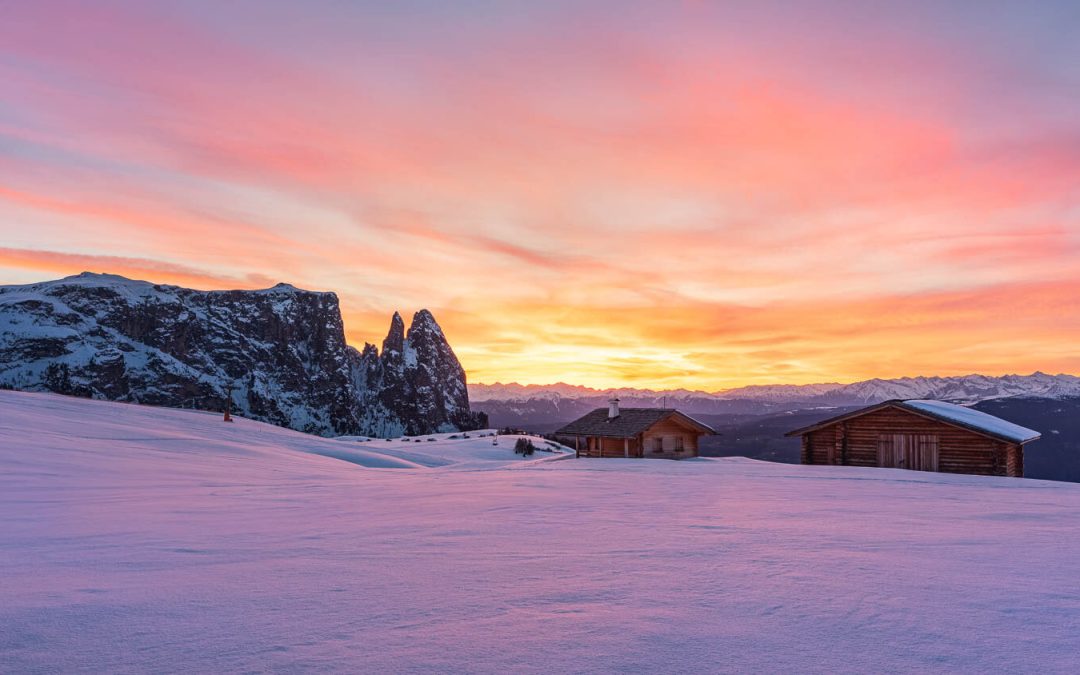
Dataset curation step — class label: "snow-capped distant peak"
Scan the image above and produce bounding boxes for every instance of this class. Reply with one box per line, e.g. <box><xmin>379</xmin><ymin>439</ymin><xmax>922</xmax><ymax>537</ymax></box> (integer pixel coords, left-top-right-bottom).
<box><xmin>469</xmin><ymin>373</ymin><xmax>1080</xmax><ymax>410</ymax></box>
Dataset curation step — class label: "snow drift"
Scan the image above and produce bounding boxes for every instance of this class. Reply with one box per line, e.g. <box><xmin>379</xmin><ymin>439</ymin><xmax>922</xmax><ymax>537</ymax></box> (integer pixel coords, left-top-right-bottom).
<box><xmin>3</xmin><ymin>391</ymin><xmax>1080</xmax><ymax>673</ymax></box>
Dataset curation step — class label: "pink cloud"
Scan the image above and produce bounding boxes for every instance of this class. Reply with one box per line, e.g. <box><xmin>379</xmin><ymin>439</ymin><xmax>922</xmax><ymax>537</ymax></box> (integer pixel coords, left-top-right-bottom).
<box><xmin>1</xmin><ymin>1</ymin><xmax>1078</xmax><ymax>387</ymax></box>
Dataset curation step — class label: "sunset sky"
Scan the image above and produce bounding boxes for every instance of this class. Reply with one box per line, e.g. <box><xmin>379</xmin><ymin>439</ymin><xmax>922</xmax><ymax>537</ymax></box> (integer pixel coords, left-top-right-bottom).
<box><xmin>2</xmin><ymin>1</ymin><xmax>1079</xmax><ymax>390</ymax></box>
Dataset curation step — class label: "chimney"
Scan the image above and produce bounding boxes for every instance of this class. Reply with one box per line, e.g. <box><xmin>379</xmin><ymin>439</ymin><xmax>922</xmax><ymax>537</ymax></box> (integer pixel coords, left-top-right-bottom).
<box><xmin>608</xmin><ymin>397</ymin><xmax>620</xmax><ymax>419</ymax></box>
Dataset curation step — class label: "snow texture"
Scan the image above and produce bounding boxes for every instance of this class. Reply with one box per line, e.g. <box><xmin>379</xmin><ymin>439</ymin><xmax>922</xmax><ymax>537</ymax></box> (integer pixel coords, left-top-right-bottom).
<box><xmin>0</xmin><ymin>272</ymin><xmax>484</xmax><ymax>437</ymax></box>
<box><xmin>3</xmin><ymin>390</ymin><xmax>1080</xmax><ymax>673</ymax></box>
<box><xmin>904</xmin><ymin>399</ymin><xmax>1042</xmax><ymax>443</ymax></box>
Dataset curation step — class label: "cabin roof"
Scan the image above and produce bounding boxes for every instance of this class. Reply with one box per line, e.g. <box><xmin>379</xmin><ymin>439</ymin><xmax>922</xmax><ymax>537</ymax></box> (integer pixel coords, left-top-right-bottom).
<box><xmin>784</xmin><ymin>399</ymin><xmax>1041</xmax><ymax>445</ymax></box>
<box><xmin>555</xmin><ymin>408</ymin><xmax>715</xmax><ymax>438</ymax></box>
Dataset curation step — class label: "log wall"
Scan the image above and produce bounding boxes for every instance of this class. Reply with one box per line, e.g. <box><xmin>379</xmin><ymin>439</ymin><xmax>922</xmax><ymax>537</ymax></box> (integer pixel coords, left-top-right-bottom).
<box><xmin>800</xmin><ymin>406</ymin><xmax>1023</xmax><ymax>477</ymax></box>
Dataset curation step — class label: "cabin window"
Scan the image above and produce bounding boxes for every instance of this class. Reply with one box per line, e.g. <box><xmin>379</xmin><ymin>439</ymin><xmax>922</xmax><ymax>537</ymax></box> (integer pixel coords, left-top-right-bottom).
<box><xmin>674</xmin><ymin>436</ymin><xmax>684</xmax><ymax>452</ymax></box>
<box><xmin>653</xmin><ymin>437</ymin><xmax>664</xmax><ymax>453</ymax></box>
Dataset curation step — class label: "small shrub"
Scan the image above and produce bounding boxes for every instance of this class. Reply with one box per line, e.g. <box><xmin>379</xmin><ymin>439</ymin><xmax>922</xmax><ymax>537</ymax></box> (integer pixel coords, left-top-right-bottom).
<box><xmin>514</xmin><ymin>438</ymin><xmax>536</xmax><ymax>456</ymax></box>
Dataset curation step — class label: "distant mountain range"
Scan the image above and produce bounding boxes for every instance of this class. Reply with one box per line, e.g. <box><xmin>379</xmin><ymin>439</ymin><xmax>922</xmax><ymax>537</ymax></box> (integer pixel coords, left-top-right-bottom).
<box><xmin>468</xmin><ymin>375</ymin><xmax>1080</xmax><ymax>481</ymax></box>
<box><xmin>0</xmin><ymin>272</ymin><xmax>486</xmax><ymax>437</ymax></box>
<box><xmin>469</xmin><ymin>373</ymin><xmax>1080</xmax><ymax>429</ymax></box>
<box><xmin>472</xmin><ymin>373</ymin><xmax>1080</xmax><ymax>405</ymax></box>
<box><xmin>470</xmin><ymin>377</ymin><xmax>1080</xmax><ymax>483</ymax></box>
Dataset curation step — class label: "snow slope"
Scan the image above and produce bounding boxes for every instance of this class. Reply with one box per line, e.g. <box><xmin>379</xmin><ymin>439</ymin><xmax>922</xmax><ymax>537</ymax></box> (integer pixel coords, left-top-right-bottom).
<box><xmin>0</xmin><ymin>391</ymin><xmax>562</xmax><ymax>473</ymax></box>
<box><xmin>4</xmin><ymin>391</ymin><xmax>1080</xmax><ymax>673</ymax></box>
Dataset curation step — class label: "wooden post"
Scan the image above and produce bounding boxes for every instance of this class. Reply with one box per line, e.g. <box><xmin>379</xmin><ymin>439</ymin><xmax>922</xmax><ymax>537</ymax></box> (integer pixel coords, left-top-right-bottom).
<box><xmin>575</xmin><ymin>435</ymin><xmax>579</xmax><ymax>458</ymax></box>
<box><xmin>624</xmin><ymin>437</ymin><xmax>629</xmax><ymax>458</ymax></box>
<box><xmin>223</xmin><ymin>384</ymin><xmax>233</xmax><ymax>423</ymax></box>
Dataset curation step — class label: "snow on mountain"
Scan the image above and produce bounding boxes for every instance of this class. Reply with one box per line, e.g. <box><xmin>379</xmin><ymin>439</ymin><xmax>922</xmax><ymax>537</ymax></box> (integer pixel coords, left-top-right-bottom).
<box><xmin>803</xmin><ymin>372</ymin><xmax>1080</xmax><ymax>405</ymax></box>
<box><xmin>470</xmin><ymin>374</ymin><xmax>1080</xmax><ymax>431</ymax></box>
<box><xmin>468</xmin><ymin>381</ymin><xmax>716</xmax><ymax>402</ymax></box>
<box><xmin>713</xmin><ymin>381</ymin><xmax>845</xmax><ymax>400</ymax></box>
<box><xmin>0</xmin><ymin>272</ymin><xmax>486</xmax><ymax>437</ymax></box>
<box><xmin>471</xmin><ymin>373</ymin><xmax>1080</xmax><ymax>409</ymax></box>
<box><xmin>5</xmin><ymin>390</ymin><xmax>1080</xmax><ymax>672</ymax></box>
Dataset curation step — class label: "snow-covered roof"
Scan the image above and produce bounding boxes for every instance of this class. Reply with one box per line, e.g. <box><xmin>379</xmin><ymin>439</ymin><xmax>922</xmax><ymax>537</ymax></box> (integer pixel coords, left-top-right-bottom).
<box><xmin>787</xmin><ymin>399</ymin><xmax>1041</xmax><ymax>444</ymax></box>
<box><xmin>901</xmin><ymin>400</ymin><xmax>1041</xmax><ymax>444</ymax></box>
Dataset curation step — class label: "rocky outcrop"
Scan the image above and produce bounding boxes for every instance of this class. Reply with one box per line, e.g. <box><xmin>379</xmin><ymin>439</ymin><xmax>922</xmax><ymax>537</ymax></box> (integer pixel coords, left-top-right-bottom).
<box><xmin>0</xmin><ymin>272</ymin><xmax>486</xmax><ymax>437</ymax></box>
<box><xmin>348</xmin><ymin>309</ymin><xmax>482</xmax><ymax>436</ymax></box>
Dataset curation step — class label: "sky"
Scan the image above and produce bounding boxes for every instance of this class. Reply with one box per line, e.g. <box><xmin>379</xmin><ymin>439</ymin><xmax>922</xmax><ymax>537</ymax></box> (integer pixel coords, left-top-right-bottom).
<box><xmin>1</xmin><ymin>0</ymin><xmax>1079</xmax><ymax>391</ymax></box>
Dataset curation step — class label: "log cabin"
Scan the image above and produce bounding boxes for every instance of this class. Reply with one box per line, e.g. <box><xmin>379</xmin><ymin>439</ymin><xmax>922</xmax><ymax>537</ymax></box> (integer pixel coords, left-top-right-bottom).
<box><xmin>556</xmin><ymin>398</ymin><xmax>715</xmax><ymax>459</ymax></box>
<box><xmin>786</xmin><ymin>399</ymin><xmax>1040</xmax><ymax>477</ymax></box>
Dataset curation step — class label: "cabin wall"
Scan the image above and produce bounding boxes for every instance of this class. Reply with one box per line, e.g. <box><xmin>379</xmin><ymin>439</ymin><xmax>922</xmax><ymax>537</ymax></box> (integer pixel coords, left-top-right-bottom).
<box><xmin>801</xmin><ymin>407</ymin><xmax>1021</xmax><ymax>477</ymax></box>
<box><xmin>579</xmin><ymin>435</ymin><xmax>642</xmax><ymax>458</ymax></box>
<box><xmin>641</xmin><ymin>418</ymin><xmax>699</xmax><ymax>458</ymax></box>
<box><xmin>1006</xmin><ymin>443</ymin><xmax>1023</xmax><ymax>477</ymax></box>
<box><xmin>806</xmin><ymin>427</ymin><xmax>837</xmax><ymax>465</ymax></box>
<box><xmin>572</xmin><ymin>417</ymin><xmax>706</xmax><ymax>459</ymax></box>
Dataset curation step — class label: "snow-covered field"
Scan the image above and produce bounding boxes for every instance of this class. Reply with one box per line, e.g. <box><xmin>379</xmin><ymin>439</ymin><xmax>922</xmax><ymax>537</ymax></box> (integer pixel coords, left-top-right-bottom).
<box><xmin>3</xmin><ymin>391</ymin><xmax>1080</xmax><ymax>673</ymax></box>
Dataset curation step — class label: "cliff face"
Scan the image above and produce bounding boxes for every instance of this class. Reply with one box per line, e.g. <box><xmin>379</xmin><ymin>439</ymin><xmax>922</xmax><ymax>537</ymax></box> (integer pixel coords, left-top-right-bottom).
<box><xmin>0</xmin><ymin>272</ymin><xmax>486</xmax><ymax>437</ymax></box>
<box><xmin>355</xmin><ymin>310</ymin><xmax>477</xmax><ymax>436</ymax></box>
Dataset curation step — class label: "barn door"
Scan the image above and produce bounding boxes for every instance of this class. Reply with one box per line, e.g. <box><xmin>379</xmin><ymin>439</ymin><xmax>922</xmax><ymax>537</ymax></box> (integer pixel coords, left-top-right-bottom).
<box><xmin>877</xmin><ymin>434</ymin><xmax>939</xmax><ymax>471</ymax></box>
<box><xmin>914</xmin><ymin>435</ymin><xmax>939</xmax><ymax>472</ymax></box>
<box><xmin>877</xmin><ymin>434</ymin><xmax>904</xmax><ymax>468</ymax></box>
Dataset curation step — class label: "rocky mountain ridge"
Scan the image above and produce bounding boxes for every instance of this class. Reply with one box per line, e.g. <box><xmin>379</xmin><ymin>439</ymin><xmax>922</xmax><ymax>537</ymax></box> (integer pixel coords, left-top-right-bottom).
<box><xmin>472</xmin><ymin>372</ymin><xmax>1080</xmax><ymax>405</ymax></box>
<box><xmin>0</xmin><ymin>272</ymin><xmax>485</xmax><ymax>437</ymax></box>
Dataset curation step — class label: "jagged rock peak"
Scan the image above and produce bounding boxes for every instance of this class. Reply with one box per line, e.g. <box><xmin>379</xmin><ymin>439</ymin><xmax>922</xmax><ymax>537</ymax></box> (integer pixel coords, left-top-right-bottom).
<box><xmin>407</xmin><ymin>309</ymin><xmax>444</xmax><ymax>337</ymax></box>
<box><xmin>382</xmin><ymin>312</ymin><xmax>406</xmax><ymax>357</ymax></box>
<box><xmin>0</xmin><ymin>274</ymin><xmax>486</xmax><ymax>438</ymax></box>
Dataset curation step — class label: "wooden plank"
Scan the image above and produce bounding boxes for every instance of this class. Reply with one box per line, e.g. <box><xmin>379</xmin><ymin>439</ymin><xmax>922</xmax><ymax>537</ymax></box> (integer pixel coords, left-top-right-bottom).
<box><xmin>804</xmin><ymin>407</ymin><xmax>1008</xmax><ymax>476</ymax></box>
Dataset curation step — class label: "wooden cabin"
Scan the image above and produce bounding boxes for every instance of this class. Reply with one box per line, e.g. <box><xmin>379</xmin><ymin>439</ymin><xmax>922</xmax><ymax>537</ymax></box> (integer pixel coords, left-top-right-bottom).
<box><xmin>786</xmin><ymin>399</ymin><xmax>1040</xmax><ymax>477</ymax></box>
<box><xmin>556</xmin><ymin>398</ymin><xmax>715</xmax><ymax>459</ymax></box>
